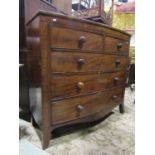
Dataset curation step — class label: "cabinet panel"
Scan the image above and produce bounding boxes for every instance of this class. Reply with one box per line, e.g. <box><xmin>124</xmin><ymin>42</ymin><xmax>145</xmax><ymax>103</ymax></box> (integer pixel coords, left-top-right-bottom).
<box><xmin>51</xmin><ymin>87</ymin><xmax>125</xmax><ymax>125</ymax></box>
<box><xmin>50</xmin><ymin>27</ymin><xmax>103</xmax><ymax>51</ymax></box>
<box><xmin>50</xmin><ymin>71</ymin><xmax>126</xmax><ymax>99</ymax></box>
<box><xmin>50</xmin><ymin>52</ymin><xmax>129</xmax><ymax>73</ymax></box>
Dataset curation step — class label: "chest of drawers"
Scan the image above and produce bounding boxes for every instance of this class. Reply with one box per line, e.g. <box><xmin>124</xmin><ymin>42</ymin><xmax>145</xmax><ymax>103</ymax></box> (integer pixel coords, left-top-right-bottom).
<box><xmin>26</xmin><ymin>11</ymin><xmax>130</xmax><ymax>149</ymax></box>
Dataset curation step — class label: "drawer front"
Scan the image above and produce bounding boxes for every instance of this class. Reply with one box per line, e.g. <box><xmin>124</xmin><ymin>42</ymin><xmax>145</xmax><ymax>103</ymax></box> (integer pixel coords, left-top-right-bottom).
<box><xmin>50</xmin><ymin>71</ymin><xmax>126</xmax><ymax>99</ymax></box>
<box><xmin>50</xmin><ymin>52</ymin><xmax>129</xmax><ymax>73</ymax></box>
<box><xmin>105</xmin><ymin>36</ymin><xmax>129</xmax><ymax>55</ymax></box>
<box><xmin>51</xmin><ymin>87</ymin><xmax>125</xmax><ymax>124</ymax></box>
<box><xmin>50</xmin><ymin>27</ymin><xmax>103</xmax><ymax>51</ymax></box>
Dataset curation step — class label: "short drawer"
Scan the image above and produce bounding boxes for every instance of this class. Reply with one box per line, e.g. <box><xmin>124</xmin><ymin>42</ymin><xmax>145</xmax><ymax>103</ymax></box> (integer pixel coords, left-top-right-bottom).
<box><xmin>50</xmin><ymin>27</ymin><xmax>103</xmax><ymax>51</ymax></box>
<box><xmin>50</xmin><ymin>52</ymin><xmax>129</xmax><ymax>73</ymax></box>
<box><xmin>50</xmin><ymin>87</ymin><xmax>125</xmax><ymax>125</ymax></box>
<box><xmin>105</xmin><ymin>36</ymin><xmax>129</xmax><ymax>55</ymax></box>
<box><xmin>50</xmin><ymin>71</ymin><xmax>126</xmax><ymax>99</ymax></box>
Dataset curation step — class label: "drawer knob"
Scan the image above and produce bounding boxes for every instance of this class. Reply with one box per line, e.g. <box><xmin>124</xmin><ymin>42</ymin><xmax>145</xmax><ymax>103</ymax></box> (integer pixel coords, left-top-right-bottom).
<box><xmin>77</xmin><ymin>82</ymin><xmax>85</xmax><ymax>89</ymax></box>
<box><xmin>76</xmin><ymin>105</ymin><xmax>84</xmax><ymax>117</ymax></box>
<box><xmin>112</xmin><ymin>95</ymin><xmax>118</xmax><ymax>100</ymax></box>
<box><xmin>114</xmin><ymin>77</ymin><xmax>119</xmax><ymax>81</ymax></box>
<box><xmin>78</xmin><ymin>36</ymin><xmax>86</xmax><ymax>48</ymax></box>
<box><xmin>117</xmin><ymin>42</ymin><xmax>123</xmax><ymax>49</ymax></box>
<box><xmin>114</xmin><ymin>77</ymin><xmax>119</xmax><ymax>84</ymax></box>
<box><xmin>115</xmin><ymin>59</ymin><xmax>121</xmax><ymax>66</ymax></box>
<box><xmin>77</xmin><ymin>58</ymin><xmax>85</xmax><ymax>66</ymax></box>
<box><xmin>77</xmin><ymin>105</ymin><xmax>84</xmax><ymax>111</ymax></box>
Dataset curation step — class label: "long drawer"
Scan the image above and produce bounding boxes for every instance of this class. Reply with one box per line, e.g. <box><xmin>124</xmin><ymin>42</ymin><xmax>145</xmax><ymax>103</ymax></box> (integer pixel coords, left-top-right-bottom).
<box><xmin>50</xmin><ymin>27</ymin><xmax>103</xmax><ymax>51</ymax></box>
<box><xmin>50</xmin><ymin>71</ymin><xmax>126</xmax><ymax>99</ymax></box>
<box><xmin>104</xmin><ymin>36</ymin><xmax>129</xmax><ymax>55</ymax></box>
<box><xmin>50</xmin><ymin>87</ymin><xmax>125</xmax><ymax>125</ymax></box>
<box><xmin>50</xmin><ymin>52</ymin><xmax>129</xmax><ymax>73</ymax></box>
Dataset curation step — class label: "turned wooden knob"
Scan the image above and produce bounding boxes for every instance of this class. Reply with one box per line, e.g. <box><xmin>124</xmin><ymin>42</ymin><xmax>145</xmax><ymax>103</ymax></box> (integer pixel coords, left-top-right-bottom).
<box><xmin>112</xmin><ymin>95</ymin><xmax>118</xmax><ymax>100</ymax></box>
<box><xmin>77</xmin><ymin>58</ymin><xmax>85</xmax><ymax>66</ymax></box>
<box><xmin>77</xmin><ymin>82</ymin><xmax>85</xmax><ymax>89</ymax></box>
<box><xmin>76</xmin><ymin>105</ymin><xmax>84</xmax><ymax>117</ymax></box>
<box><xmin>78</xmin><ymin>36</ymin><xmax>86</xmax><ymax>48</ymax></box>
<box><xmin>115</xmin><ymin>59</ymin><xmax>121</xmax><ymax>65</ymax></box>
<box><xmin>114</xmin><ymin>77</ymin><xmax>119</xmax><ymax>81</ymax></box>
<box><xmin>113</xmin><ymin>77</ymin><xmax>119</xmax><ymax>85</ymax></box>
<box><xmin>117</xmin><ymin>42</ymin><xmax>123</xmax><ymax>49</ymax></box>
<box><xmin>77</xmin><ymin>105</ymin><xmax>84</xmax><ymax>111</ymax></box>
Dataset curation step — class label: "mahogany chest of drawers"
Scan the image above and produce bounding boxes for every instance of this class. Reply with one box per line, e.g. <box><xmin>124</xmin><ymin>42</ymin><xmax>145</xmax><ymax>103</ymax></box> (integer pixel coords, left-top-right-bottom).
<box><xmin>26</xmin><ymin>11</ymin><xmax>130</xmax><ymax>149</ymax></box>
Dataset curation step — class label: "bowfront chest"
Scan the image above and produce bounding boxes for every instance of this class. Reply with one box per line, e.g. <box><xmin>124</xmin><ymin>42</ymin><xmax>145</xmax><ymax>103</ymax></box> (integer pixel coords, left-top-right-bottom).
<box><xmin>26</xmin><ymin>11</ymin><xmax>130</xmax><ymax>149</ymax></box>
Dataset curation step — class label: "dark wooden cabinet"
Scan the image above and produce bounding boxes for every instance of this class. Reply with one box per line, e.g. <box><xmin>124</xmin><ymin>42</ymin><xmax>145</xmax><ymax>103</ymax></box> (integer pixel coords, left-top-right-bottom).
<box><xmin>26</xmin><ymin>11</ymin><xmax>130</xmax><ymax>149</ymax></box>
<box><xmin>19</xmin><ymin>0</ymin><xmax>65</xmax><ymax>121</ymax></box>
<box><xmin>19</xmin><ymin>0</ymin><xmax>30</xmax><ymax>120</ymax></box>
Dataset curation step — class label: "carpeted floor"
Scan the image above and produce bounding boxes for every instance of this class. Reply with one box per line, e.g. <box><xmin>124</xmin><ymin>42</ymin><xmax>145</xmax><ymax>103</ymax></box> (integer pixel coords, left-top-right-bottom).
<box><xmin>19</xmin><ymin>87</ymin><xmax>135</xmax><ymax>155</ymax></box>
